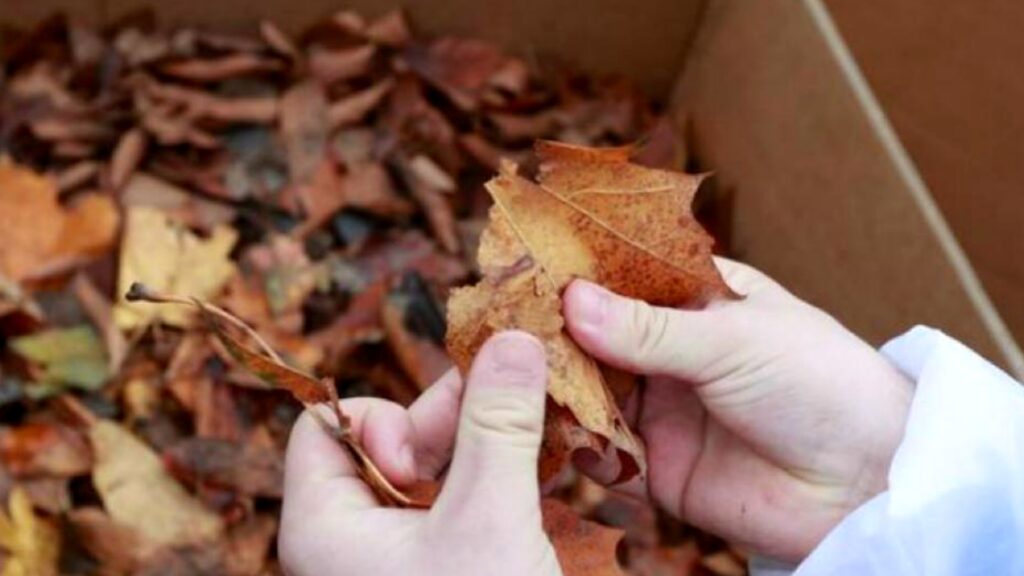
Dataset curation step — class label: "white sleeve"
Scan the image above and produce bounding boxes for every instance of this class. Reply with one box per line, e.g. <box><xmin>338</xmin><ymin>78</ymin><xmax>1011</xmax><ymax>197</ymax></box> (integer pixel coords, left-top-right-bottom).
<box><xmin>752</xmin><ymin>326</ymin><xmax>1024</xmax><ymax>576</ymax></box>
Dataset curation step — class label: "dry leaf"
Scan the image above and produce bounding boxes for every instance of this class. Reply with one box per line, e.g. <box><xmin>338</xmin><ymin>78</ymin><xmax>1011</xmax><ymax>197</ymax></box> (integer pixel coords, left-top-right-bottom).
<box><xmin>160</xmin><ymin>53</ymin><xmax>282</xmax><ymax>82</ymax></box>
<box><xmin>89</xmin><ymin>419</ymin><xmax>224</xmax><ymax>547</ymax></box>
<box><xmin>447</xmin><ymin>142</ymin><xmax>734</xmax><ymax>484</ymax></box>
<box><xmin>0</xmin><ymin>423</ymin><xmax>91</xmax><ymax>477</ymax></box>
<box><xmin>164</xmin><ymin>437</ymin><xmax>284</xmax><ymax>498</ymax></box>
<box><xmin>0</xmin><ymin>161</ymin><xmax>118</xmax><ymax>282</ymax></box>
<box><xmin>543</xmin><ymin>498</ymin><xmax>625</xmax><ymax>576</ymax></box>
<box><xmin>0</xmin><ymin>487</ymin><xmax>60</xmax><ymax>576</ymax></box>
<box><xmin>109</xmin><ymin>127</ymin><xmax>148</xmax><ymax>190</ymax></box>
<box><xmin>308</xmin><ymin>45</ymin><xmax>376</xmax><ymax>84</ymax></box>
<box><xmin>72</xmin><ymin>274</ymin><xmax>130</xmax><ymax>373</ymax></box>
<box><xmin>328</xmin><ymin>78</ymin><xmax>395</xmax><ymax>128</ymax></box>
<box><xmin>9</xmin><ymin>325</ymin><xmax>110</xmax><ymax>391</ymax></box>
<box><xmin>198</xmin><ymin>306</ymin><xmax>330</xmax><ymax>405</ymax></box>
<box><xmin>67</xmin><ymin>507</ymin><xmax>155</xmax><ymax>573</ymax></box>
<box><xmin>113</xmin><ymin>206</ymin><xmax>237</xmax><ymax>329</ymax></box>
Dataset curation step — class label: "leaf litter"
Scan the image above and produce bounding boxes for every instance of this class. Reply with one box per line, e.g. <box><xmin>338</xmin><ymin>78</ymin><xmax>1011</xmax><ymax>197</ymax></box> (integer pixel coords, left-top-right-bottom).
<box><xmin>0</xmin><ymin>7</ymin><xmax>744</xmax><ymax>575</ymax></box>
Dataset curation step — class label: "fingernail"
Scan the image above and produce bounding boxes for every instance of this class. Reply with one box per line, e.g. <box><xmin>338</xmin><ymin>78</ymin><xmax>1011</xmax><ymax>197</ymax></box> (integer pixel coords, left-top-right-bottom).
<box><xmin>570</xmin><ymin>282</ymin><xmax>611</xmax><ymax>330</ymax></box>
<box><xmin>484</xmin><ymin>332</ymin><xmax>546</xmax><ymax>386</ymax></box>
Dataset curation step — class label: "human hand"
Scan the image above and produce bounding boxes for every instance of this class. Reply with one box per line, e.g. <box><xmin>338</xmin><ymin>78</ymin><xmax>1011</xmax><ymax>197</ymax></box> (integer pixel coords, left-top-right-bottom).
<box><xmin>278</xmin><ymin>332</ymin><xmax>562</xmax><ymax>576</ymax></box>
<box><xmin>563</xmin><ymin>258</ymin><xmax>914</xmax><ymax>562</ymax></box>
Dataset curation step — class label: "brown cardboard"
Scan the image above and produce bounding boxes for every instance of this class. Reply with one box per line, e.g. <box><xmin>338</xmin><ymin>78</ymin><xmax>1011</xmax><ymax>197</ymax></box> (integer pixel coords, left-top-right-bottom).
<box><xmin>825</xmin><ymin>0</ymin><xmax>1024</xmax><ymax>353</ymax></box>
<box><xmin>672</xmin><ymin>0</ymin><xmax>1024</xmax><ymax>378</ymax></box>
<box><xmin>2</xmin><ymin>0</ymin><xmax>1021</xmax><ymax>376</ymax></box>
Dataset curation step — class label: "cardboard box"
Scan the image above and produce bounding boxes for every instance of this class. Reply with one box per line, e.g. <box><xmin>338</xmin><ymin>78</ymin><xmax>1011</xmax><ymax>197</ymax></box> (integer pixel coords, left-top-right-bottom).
<box><xmin>3</xmin><ymin>0</ymin><xmax>1021</xmax><ymax>376</ymax></box>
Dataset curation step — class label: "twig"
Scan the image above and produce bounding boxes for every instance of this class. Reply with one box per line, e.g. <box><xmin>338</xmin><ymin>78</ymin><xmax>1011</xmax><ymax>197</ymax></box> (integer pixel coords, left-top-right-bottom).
<box><xmin>125</xmin><ymin>282</ymin><xmax>284</xmax><ymax>364</ymax></box>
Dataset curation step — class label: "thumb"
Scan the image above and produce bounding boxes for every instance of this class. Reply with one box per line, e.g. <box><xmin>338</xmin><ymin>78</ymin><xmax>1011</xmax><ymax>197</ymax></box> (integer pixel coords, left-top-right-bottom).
<box><xmin>563</xmin><ymin>280</ymin><xmax>744</xmax><ymax>382</ymax></box>
<box><xmin>435</xmin><ymin>331</ymin><xmax>547</xmax><ymax>517</ymax></box>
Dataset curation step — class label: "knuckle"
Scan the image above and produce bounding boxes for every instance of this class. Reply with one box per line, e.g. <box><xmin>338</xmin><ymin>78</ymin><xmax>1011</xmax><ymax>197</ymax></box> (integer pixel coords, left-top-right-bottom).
<box><xmin>628</xmin><ymin>301</ymin><xmax>672</xmax><ymax>367</ymax></box>
<box><xmin>463</xmin><ymin>393</ymin><xmax>543</xmax><ymax>447</ymax></box>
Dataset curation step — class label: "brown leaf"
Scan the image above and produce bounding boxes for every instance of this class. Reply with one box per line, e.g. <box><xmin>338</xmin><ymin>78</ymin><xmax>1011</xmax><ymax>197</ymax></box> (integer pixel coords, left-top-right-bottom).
<box><xmin>364</xmin><ymin>10</ymin><xmax>411</xmax><ymax>46</ymax></box>
<box><xmin>53</xmin><ymin>160</ymin><xmax>100</xmax><ymax>195</ymax></box>
<box><xmin>72</xmin><ymin>274</ymin><xmax>130</xmax><ymax>374</ymax></box>
<box><xmin>223</xmin><ymin>514</ymin><xmax>277</xmax><ymax>576</ymax></box>
<box><xmin>308</xmin><ymin>45</ymin><xmax>376</xmax><ymax>85</ymax></box>
<box><xmin>543</xmin><ymin>498</ymin><xmax>625</xmax><ymax>576</ymax></box>
<box><xmin>280</xmin><ymin>80</ymin><xmax>329</xmax><ymax>192</ymax></box>
<box><xmin>164</xmin><ymin>437</ymin><xmax>284</xmax><ymax>498</ymax></box>
<box><xmin>328</xmin><ymin>77</ymin><xmax>395</xmax><ymax>128</ymax></box>
<box><xmin>396</xmin><ymin>154</ymin><xmax>460</xmax><ymax>253</ymax></box>
<box><xmin>381</xmin><ymin>289</ymin><xmax>452</xmax><ymax>391</ymax></box>
<box><xmin>260</xmin><ymin>20</ymin><xmax>300</xmax><ymax>60</ymax></box>
<box><xmin>447</xmin><ymin>142</ymin><xmax>734</xmax><ymax>484</ymax></box>
<box><xmin>67</xmin><ymin>507</ymin><xmax>155</xmax><ymax>573</ymax></box>
<box><xmin>0</xmin><ymin>423</ymin><xmax>91</xmax><ymax>477</ymax></box>
<box><xmin>199</xmin><ymin>305</ymin><xmax>331</xmax><ymax>406</ymax></box>
<box><xmin>406</xmin><ymin>37</ymin><xmax>515</xmax><ymax>111</ymax></box>
<box><xmin>109</xmin><ymin>127</ymin><xmax>149</xmax><ymax>190</ymax></box>
<box><xmin>160</xmin><ymin>53</ymin><xmax>283</xmax><ymax>82</ymax></box>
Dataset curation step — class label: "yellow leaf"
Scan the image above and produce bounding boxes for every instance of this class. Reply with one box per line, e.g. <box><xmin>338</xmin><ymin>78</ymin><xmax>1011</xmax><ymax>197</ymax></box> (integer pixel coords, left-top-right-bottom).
<box><xmin>114</xmin><ymin>206</ymin><xmax>237</xmax><ymax>329</ymax></box>
<box><xmin>0</xmin><ymin>488</ymin><xmax>60</xmax><ymax>576</ymax></box>
<box><xmin>89</xmin><ymin>420</ymin><xmax>223</xmax><ymax>547</ymax></box>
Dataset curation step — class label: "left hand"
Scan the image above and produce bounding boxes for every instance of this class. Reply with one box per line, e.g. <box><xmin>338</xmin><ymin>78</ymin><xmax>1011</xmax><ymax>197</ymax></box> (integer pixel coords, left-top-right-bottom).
<box><xmin>278</xmin><ymin>331</ymin><xmax>563</xmax><ymax>576</ymax></box>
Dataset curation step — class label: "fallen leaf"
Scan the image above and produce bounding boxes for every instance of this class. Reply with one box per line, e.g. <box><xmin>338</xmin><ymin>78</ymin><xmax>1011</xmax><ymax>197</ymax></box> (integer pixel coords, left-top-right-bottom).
<box><xmin>328</xmin><ymin>78</ymin><xmax>395</xmax><ymax>128</ymax></box>
<box><xmin>406</xmin><ymin>37</ymin><xmax>515</xmax><ymax>110</ymax></box>
<box><xmin>447</xmin><ymin>142</ymin><xmax>734</xmax><ymax>484</ymax></box>
<box><xmin>164</xmin><ymin>437</ymin><xmax>284</xmax><ymax>498</ymax></box>
<box><xmin>396</xmin><ymin>154</ymin><xmax>460</xmax><ymax>253</ymax></box>
<box><xmin>364</xmin><ymin>9</ymin><xmax>411</xmax><ymax>46</ymax></box>
<box><xmin>160</xmin><ymin>53</ymin><xmax>282</xmax><ymax>82</ymax></box>
<box><xmin>543</xmin><ymin>497</ymin><xmax>625</xmax><ymax>576</ymax></box>
<box><xmin>67</xmin><ymin>507</ymin><xmax>155</xmax><ymax>573</ymax></box>
<box><xmin>72</xmin><ymin>274</ymin><xmax>129</xmax><ymax>373</ymax></box>
<box><xmin>0</xmin><ymin>487</ymin><xmax>60</xmax><ymax>576</ymax></box>
<box><xmin>199</xmin><ymin>305</ymin><xmax>330</xmax><ymax>405</ymax></box>
<box><xmin>89</xmin><ymin>419</ymin><xmax>224</xmax><ymax>547</ymax></box>
<box><xmin>9</xmin><ymin>325</ymin><xmax>109</xmax><ymax>391</ymax></box>
<box><xmin>53</xmin><ymin>160</ymin><xmax>100</xmax><ymax>194</ymax></box>
<box><xmin>381</xmin><ymin>278</ymin><xmax>452</xmax><ymax>391</ymax></box>
<box><xmin>0</xmin><ymin>161</ymin><xmax>119</xmax><ymax>282</ymax></box>
<box><xmin>113</xmin><ymin>206</ymin><xmax>237</xmax><ymax>329</ymax></box>
<box><xmin>308</xmin><ymin>45</ymin><xmax>376</xmax><ymax>84</ymax></box>
<box><xmin>223</xmin><ymin>514</ymin><xmax>277</xmax><ymax>576</ymax></box>
<box><xmin>0</xmin><ymin>423</ymin><xmax>91</xmax><ymax>477</ymax></box>
<box><xmin>109</xmin><ymin>127</ymin><xmax>149</xmax><ymax>190</ymax></box>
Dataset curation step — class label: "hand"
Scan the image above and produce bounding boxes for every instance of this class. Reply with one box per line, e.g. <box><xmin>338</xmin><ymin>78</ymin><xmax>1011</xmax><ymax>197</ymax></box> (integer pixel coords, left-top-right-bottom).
<box><xmin>278</xmin><ymin>332</ymin><xmax>562</xmax><ymax>576</ymax></box>
<box><xmin>562</xmin><ymin>258</ymin><xmax>914</xmax><ymax>562</ymax></box>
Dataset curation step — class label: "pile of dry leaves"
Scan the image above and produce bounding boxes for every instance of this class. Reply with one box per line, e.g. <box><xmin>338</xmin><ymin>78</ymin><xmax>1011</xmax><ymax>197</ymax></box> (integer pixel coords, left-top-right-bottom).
<box><xmin>0</xmin><ymin>8</ymin><xmax>744</xmax><ymax>575</ymax></box>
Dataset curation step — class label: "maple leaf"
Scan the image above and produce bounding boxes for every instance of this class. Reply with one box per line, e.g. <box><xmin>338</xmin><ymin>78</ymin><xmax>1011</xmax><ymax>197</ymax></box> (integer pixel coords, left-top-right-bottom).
<box><xmin>447</xmin><ymin>141</ymin><xmax>734</xmax><ymax>484</ymax></box>
<box><xmin>113</xmin><ymin>206</ymin><xmax>237</xmax><ymax>329</ymax></box>
<box><xmin>0</xmin><ymin>487</ymin><xmax>60</xmax><ymax>576</ymax></box>
<box><xmin>0</xmin><ymin>160</ymin><xmax>118</xmax><ymax>282</ymax></box>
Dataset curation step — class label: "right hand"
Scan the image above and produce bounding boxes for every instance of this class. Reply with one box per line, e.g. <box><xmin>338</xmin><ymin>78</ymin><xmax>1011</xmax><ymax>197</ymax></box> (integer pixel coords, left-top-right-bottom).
<box><xmin>562</xmin><ymin>258</ymin><xmax>914</xmax><ymax>562</ymax></box>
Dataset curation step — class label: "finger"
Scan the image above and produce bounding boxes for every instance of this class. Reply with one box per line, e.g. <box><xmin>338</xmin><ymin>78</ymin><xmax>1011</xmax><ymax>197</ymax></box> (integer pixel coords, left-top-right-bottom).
<box><xmin>283</xmin><ymin>397</ymin><xmax>416</xmax><ymax>508</ymax></box>
<box><xmin>434</xmin><ymin>331</ymin><xmax>548</xmax><ymax>520</ymax></box>
<box><xmin>408</xmin><ymin>368</ymin><xmax>464</xmax><ymax>479</ymax></box>
<box><xmin>563</xmin><ymin>279</ymin><xmax>749</xmax><ymax>382</ymax></box>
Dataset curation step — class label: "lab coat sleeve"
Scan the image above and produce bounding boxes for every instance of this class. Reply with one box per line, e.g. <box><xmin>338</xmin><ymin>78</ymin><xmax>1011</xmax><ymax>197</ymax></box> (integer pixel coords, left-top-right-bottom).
<box><xmin>751</xmin><ymin>326</ymin><xmax>1024</xmax><ymax>576</ymax></box>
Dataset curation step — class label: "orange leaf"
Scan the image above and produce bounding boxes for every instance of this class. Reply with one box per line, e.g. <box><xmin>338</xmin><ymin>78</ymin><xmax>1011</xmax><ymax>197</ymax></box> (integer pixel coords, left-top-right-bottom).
<box><xmin>0</xmin><ymin>160</ymin><xmax>118</xmax><ymax>282</ymax></box>
<box><xmin>542</xmin><ymin>498</ymin><xmax>625</xmax><ymax>576</ymax></box>
<box><xmin>447</xmin><ymin>141</ymin><xmax>734</xmax><ymax>484</ymax></box>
